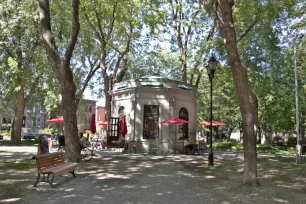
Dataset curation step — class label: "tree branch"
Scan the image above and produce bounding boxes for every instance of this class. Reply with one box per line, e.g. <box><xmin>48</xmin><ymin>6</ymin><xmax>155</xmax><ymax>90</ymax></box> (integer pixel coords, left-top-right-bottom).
<box><xmin>106</xmin><ymin>1</ymin><xmax>118</xmax><ymax>42</ymax></box>
<box><xmin>76</xmin><ymin>59</ymin><xmax>100</xmax><ymax>106</ymax></box>
<box><xmin>238</xmin><ymin>18</ymin><xmax>258</xmax><ymax>41</ymax></box>
<box><xmin>38</xmin><ymin>0</ymin><xmax>62</xmax><ymax>77</ymax></box>
<box><xmin>64</xmin><ymin>0</ymin><xmax>80</xmax><ymax>68</ymax></box>
<box><xmin>24</xmin><ymin>77</ymin><xmax>39</xmax><ymax>104</ymax></box>
<box><xmin>82</xmin><ymin>6</ymin><xmax>102</xmax><ymax>42</ymax></box>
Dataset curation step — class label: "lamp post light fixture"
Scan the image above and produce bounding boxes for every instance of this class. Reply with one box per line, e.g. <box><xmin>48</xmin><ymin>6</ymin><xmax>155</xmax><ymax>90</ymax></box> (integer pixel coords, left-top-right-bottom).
<box><xmin>206</xmin><ymin>54</ymin><xmax>218</xmax><ymax>167</ymax></box>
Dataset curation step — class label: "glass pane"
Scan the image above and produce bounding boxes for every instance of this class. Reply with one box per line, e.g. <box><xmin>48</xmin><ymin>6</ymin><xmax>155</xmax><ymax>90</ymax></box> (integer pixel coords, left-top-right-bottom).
<box><xmin>143</xmin><ymin>105</ymin><xmax>159</xmax><ymax>139</ymax></box>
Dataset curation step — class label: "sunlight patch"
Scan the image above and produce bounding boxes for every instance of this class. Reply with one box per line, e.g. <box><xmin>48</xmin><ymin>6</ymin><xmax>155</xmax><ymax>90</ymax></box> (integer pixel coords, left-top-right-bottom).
<box><xmin>122</xmin><ymin>185</ymin><xmax>136</xmax><ymax>189</ymax></box>
<box><xmin>0</xmin><ymin>198</ymin><xmax>21</xmax><ymax>203</ymax></box>
<box><xmin>63</xmin><ymin>194</ymin><xmax>77</xmax><ymax>198</ymax></box>
<box><xmin>272</xmin><ymin>197</ymin><xmax>289</xmax><ymax>203</ymax></box>
<box><xmin>204</xmin><ymin>175</ymin><xmax>216</xmax><ymax>179</ymax></box>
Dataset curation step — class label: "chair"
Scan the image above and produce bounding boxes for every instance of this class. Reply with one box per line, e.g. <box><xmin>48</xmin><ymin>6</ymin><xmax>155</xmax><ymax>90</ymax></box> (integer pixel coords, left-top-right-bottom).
<box><xmin>128</xmin><ymin>141</ymin><xmax>136</xmax><ymax>153</ymax></box>
<box><xmin>111</xmin><ymin>138</ymin><xmax>125</xmax><ymax>152</ymax></box>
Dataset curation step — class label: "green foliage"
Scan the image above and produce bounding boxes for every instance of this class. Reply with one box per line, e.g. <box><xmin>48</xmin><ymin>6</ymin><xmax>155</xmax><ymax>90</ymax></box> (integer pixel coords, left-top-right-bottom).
<box><xmin>213</xmin><ymin>141</ymin><xmax>244</xmax><ymax>152</ymax></box>
<box><xmin>38</xmin><ymin>128</ymin><xmax>54</xmax><ymax>135</ymax></box>
<box><xmin>1</xmin><ymin>130</ymin><xmax>11</xmax><ymax>138</ymax></box>
<box><xmin>1</xmin><ymin>123</ymin><xmax>12</xmax><ymax>130</ymax></box>
<box><xmin>213</xmin><ymin>141</ymin><xmax>296</xmax><ymax>155</ymax></box>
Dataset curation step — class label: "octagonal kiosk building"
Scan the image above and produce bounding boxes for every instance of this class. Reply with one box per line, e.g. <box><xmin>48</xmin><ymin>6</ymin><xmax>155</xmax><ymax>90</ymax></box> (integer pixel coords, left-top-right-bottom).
<box><xmin>108</xmin><ymin>75</ymin><xmax>197</xmax><ymax>154</ymax></box>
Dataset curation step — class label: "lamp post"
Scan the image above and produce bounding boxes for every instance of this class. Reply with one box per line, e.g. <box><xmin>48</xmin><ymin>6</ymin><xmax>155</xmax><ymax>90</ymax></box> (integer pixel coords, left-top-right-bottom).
<box><xmin>206</xmin><ymin>54</ymin><xmax>218</xmax><ymax>167</ymax></box>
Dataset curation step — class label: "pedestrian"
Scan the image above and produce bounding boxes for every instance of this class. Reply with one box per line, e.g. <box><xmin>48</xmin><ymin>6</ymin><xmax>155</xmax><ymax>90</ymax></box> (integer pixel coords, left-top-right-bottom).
<box><xmin>80</xmin><ymin>132</ymin><xmax>87</xmax><ymax>148</ymax></box>
<box><xmin>50</xmin><ymin>132</ymin><xmax>57</xmax><ymax>147</ymax></box>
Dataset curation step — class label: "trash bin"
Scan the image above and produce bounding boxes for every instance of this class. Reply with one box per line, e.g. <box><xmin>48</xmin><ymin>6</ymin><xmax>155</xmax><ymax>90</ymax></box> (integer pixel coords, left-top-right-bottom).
<box><xmin>37</xmin><ymin>134</ymin><xmax>49</xmax><ymax>155</ymax></box>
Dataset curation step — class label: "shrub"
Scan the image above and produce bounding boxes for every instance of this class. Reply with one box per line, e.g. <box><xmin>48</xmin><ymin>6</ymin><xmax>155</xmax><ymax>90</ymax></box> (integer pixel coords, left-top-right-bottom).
<box><xmin>38</xmin><ymin>128</ymin><xmax>54</xmax><ymax>134</ymax></box>
<box><xmin>287</xmin><ymin>137</ymin><xmax>297</xmax><ymax>147</ymax></box>
<box><xmin>213</xmin><ymin>141</ymin><xmax>243</xmax><ymax>151</ymax></box>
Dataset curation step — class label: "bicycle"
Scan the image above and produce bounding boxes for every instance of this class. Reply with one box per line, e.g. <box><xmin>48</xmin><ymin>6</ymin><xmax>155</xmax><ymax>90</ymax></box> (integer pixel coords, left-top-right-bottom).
<box><xmin>57</xmin><ymin>144</ymin><xmax>93</xmax><ymax>161</ymax></box>
<box><xmin>81</xmin><ymin>145</ymin><xmax>94</xmax><ymax>161</ymax></box>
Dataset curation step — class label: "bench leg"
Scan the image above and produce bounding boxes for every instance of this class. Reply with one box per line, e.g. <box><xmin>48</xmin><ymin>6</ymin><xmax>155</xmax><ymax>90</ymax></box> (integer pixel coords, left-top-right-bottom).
<box><xmin>42</xmin><ymin>174</ymin><xmax>46</xmax><ymax>182</ymax></box>
<box><xmin>49</xmin><ymin>174</ymin><xmax>55</xmax><ymax>188</ymax></box>
<box><xmin>33</xmin><ymin>173</ymin><xmax>41</xmax><ymax>187</ymax></box>
<box><xmin>70</xmin><ymin>170</ymin><xmax>76</xmax><ymax>177</ymax></box>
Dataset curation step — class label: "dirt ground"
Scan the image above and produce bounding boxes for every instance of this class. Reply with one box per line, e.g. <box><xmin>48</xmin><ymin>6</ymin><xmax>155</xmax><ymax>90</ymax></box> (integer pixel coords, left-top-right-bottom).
<box><xmin>0</xmin><ymin>146</ymin><xmax>306</xmax><ymax>204</ymax></box>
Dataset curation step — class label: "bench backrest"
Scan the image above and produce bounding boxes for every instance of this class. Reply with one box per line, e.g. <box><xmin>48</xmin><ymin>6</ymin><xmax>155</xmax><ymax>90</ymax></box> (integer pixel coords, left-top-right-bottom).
<box><xmin>35</xmin><ymin>152</ymin><xmax>65</xmax><ymax>171</ymax></box>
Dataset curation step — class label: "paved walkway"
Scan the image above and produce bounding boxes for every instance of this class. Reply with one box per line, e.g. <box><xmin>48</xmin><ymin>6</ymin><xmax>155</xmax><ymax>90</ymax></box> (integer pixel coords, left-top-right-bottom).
<box><xmin>0</xmin><ymin>146</ymin><xmax>242</xmax><ymax>204</ymax></box>
<box><xmin>0</xmin><ymin>146</ymin><xmax>297</xmax><ymax>204</ymax></box>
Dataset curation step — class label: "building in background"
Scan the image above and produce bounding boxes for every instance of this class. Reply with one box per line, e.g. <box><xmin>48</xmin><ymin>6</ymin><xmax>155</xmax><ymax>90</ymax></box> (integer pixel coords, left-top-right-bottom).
<box><xmin>96</xmin><ymin>106</ymin><xmax>106</xmax><ymax>136</ymax></box>
<box><xmin>77</xmin><ymin>99</ymin><xmax>97</xmax><ymax>133</ymax></box>
<box><xmin>22</xmin><ymin>104</ymin><xmax>48</xmax><ymax>136</ymax></box>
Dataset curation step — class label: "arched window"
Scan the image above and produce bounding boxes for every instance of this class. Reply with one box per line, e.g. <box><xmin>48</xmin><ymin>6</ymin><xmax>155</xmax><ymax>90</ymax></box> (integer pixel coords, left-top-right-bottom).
<box><xmin>179</xmin><ymin>107</ymin><xmax>189</xmax><ymax>138</ymax></box>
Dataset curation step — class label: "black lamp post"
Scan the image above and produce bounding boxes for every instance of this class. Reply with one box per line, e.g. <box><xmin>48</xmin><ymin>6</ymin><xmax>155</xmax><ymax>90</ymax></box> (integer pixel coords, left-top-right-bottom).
<box><xmin>206</xmin><ymin>54</ymin><xmax>218</xmax><ymax>167</ymax></box>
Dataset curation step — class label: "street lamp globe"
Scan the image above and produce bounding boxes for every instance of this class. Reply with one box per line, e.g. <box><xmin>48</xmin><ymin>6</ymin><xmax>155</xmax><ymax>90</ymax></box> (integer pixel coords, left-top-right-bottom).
<box><xmin>206</xmin><ymin>54</ymin><xmax>218</xmax><ymax>79</ymax></box>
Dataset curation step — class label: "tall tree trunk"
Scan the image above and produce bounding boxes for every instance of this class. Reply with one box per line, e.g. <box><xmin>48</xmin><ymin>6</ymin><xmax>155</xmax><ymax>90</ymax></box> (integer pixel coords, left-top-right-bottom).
<box><xmin>11</xmin><ymin>77</ymin><xmax>38</xmax><ymax>144</ymax></box>
<box><xmin>301</xmin><ymin>115</ymin><xmax>305</xmax><ymax>145</ymax></box>
<box><xmin>226</xmin><ymin>126</ymin><xmax>235</xmax><ymax>141</ymax></box>
<box><xmin>62</xmin><ymin>76</ymin><xmax>80</xmax><ymax>162</ymax></box>
<box><xmin>12</xmin><ymin>89</ymin><xmax>25</xmax><ymax>144</ymax></box>
<box><xmin>102</xmin><ymin>69</ymin><xmax>112</xmax><ymax>124</ymax></box>
<box><xmin>38</xmin><ymin>0</ymin><xmax>81</xmax><ymax>162</ymax></box>
<box><xmin>257</xmin><ymin>125</ymin><xmax>262</xmax><ymax>144</ymax></box>
<box><xmin>218</xmin><ymin>0</ymin><xmax>259</xmax><ymax>186</ymax></box>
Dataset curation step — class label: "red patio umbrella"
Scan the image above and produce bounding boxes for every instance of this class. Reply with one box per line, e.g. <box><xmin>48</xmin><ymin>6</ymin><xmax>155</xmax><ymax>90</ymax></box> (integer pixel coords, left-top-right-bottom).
<box><xmin>161</xmin><ymin>117</ymin><xmax>189</xmax><ymax>125</ymax></box>
<box><xmin>199</xmin><ymin>120</ymin><xmax>225</xmax><ymax>127</ymax></box>
<box><xmin>161</xmin><ymin>117</ymin><xmax>188</xmax><ymax>153</ymax></box>
<box><xmin>47</xmin><ymin>116</ymin><xmax>64</xmax><ymax>123</ymax></box>
<box><xmin>89</xmin><ymin>113</ymin><xmax>96</xmax><ymax>134</ymax></box>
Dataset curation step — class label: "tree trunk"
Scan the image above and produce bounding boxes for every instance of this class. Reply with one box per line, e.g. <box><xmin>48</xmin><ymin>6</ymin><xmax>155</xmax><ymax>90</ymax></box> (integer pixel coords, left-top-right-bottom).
<box><xmin>301</xmin><ymin>115</ymin><xmax>305</xmax><ymax>145</ymax></box>
<box><xmin>102</xmin><ymin>70</ymin><xmax>112</xmax><ymax>124</ymax></box>
<box><xmin>257</xmin><ymin>125</ymin><xmax>262</xmax><ymax>144</ymax></box>
<box><xmin>226</xmin><ymin>126</ymin><xmax>234</xmax><ymax>141</ymax></box>
<box><xmin>218</xmin><ymin>0</ymin><xmax>259</xmax><ymax>186</ymax></box>
<box><xmin>38</xmin><ymin>0</ymin><xmax>81</xmax><ymax>162</ymax></box>
<box><xmin>61</xmin><ymin>75</ymin><xmax>80</xmax><ymax>162</ymax></box>
<box><xmin>11</xmin><ymin>89</ymin><xmax>25</xmax><ymax>144</ymax></box>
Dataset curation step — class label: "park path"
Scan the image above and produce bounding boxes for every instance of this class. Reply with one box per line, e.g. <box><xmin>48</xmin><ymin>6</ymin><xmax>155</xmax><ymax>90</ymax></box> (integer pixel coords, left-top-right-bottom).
<box><xmin>18</xmin><ymin>152</ymin><xmax>211</xmax><ymax>204</ymax></box>
<box><xmin>0</xmin><ymin>147</ymin><xmax>242</xmax><ymax>204</ymax></box>
<box><xmin>1</xmin><ymin>146</ymin><xmax>298</xmax><ymax>204</ymax></box>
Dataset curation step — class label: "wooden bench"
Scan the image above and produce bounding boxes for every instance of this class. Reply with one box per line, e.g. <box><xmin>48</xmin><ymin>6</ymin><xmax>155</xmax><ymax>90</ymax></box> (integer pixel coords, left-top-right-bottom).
<box><xmin>33</xmin><ymin>152</ymin><xmax>79</xmax><ymax>188</ymax></box>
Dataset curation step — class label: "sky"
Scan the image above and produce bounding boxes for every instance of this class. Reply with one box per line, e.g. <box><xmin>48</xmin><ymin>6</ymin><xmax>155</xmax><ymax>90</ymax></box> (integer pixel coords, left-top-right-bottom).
<box><xmin>83</xmin><ymin>89</ymin><xmax>105</xmax><ymax>107</ymax></box>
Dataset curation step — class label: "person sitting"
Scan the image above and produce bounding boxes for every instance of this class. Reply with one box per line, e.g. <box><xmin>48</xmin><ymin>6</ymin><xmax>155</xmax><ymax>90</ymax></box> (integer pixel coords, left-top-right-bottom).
<box><xmin>79</xmin><ymin>132</ymin><xmax>87</xmax><ymax>149</ymax></box>
<box><xmin>112</xmin><ymin>135</ymin><xmax>125</xmax><ymax>148</ymax></box>
<box><xmin>184</xmin><ymin>137</ymin><xmax>194</xmax><ymax>154</ymax></box>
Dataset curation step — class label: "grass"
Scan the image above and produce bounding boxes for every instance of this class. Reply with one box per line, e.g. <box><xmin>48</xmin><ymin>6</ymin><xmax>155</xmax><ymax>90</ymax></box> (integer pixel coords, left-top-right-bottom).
<box><xmin>0</xmin><ymin>140</ymin><xmax>35</xmax><ymax>146</ymax></box>
<box><xmin>0</xmin><ymin>159</ymin><xmax>36</xmax><ymax>171</ymax></box>
<box><xmin>213</xmin><ymin>141</ymin><xmax>296</xmax><ymax>155</ymax></box>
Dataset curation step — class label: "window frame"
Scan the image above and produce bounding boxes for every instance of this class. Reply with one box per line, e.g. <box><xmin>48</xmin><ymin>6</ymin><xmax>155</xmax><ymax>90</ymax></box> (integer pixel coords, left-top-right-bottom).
<box><xmin>143</xmin><ymin>105</ymin><xmax>159</xmax><ymax>140</ymax></box>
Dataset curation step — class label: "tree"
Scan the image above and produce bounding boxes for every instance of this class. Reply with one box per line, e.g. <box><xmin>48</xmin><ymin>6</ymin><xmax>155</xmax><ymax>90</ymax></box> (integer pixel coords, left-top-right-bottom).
<box><xmin>203</xmin><ymin>0</ymin><xmax>259</xmax><ymax>186</ymax></box>
<box><xmin>0</xmin><ymin>0</ymin><xmax>43</xmax><ymax>144</ymax></box>
<box><xmin>38</xmin><ymin>0</ymin><xmax>81</xmax><ymax>162</ymax></box>
<box><xmin>82</xmin><ymin>0</ymin><xmax>142</xmax><ymax>123</ymax></box>
<box><xmin>151</xmin><ymin>0</ymin><xmax>215</xmax><ymax>86</ymax></box>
